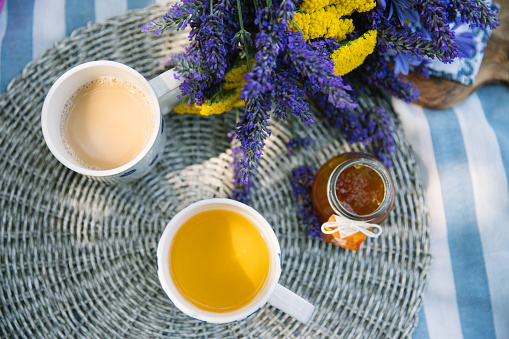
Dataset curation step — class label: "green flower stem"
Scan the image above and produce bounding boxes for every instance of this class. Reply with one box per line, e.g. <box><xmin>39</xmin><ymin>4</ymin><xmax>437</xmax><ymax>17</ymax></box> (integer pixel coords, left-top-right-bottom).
<box><xmin>266</xmin><ymin>0</ymin><xmax>273</xmax><ymax>20</ymax></box>
<box><xmin>236</xmin><ymin>0</ymin><xmax>252</xmax><ymax>71</ymax></box>
<box><xmin>288</xmin><ymin>114</ymin><xmax>303</xmax><ymax>162</ymax></box>
<box><xmin>210</xmin><ymin>0</ymin><xmax>213</xmax><ymax>15</ymax></box>
<box><xmin>290</xmin><ymin>19</ymin><xmax>304</xmax><ymax>38</ymax></box>
<box><xmin>289</xmin><ymin>114</ymin><xmax>297</xmax><ymax>139</ymax></box>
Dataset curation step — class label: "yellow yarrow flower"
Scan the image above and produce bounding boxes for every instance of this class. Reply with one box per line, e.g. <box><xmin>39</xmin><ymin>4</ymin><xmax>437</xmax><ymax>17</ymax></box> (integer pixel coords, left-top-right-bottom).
<box><xmin>300</xmin><ymin>0</ymin><xmax>329</xmax><ymax>14</ymax></box>
<box><xmin>174</xmin><ymin>58</ymin><xmax>255</xmax><ymax>115</ymax></box>
<box><xmin>330</xmin><ymin>18</ymin><xmax>355</xmax><ymax>41</ymax></box>
<box><xmin>174</xmin><ymin>88</ymin><xmax>243</xmax><ymax>116</ymax></box>
<box><xmin>330</xmin><ymin>30</ymin><xmax>377</xmax><ymax>75</ymax></box>
<box><xmin>292</xmin><ymin>12</ymin><xmax>311</xmax><ymax>38</ymax></box>
<box><xmin>173</xmin><ymin>102</ymin><xmax>202</xmax><ymax>114</ymax></box>
<box><xmin>291</xmin><ymin>7</ymin><xmax>354</xmax><ymax>41</ymax></box>
<box><xmin>223</xmin><ymin>81</ymin><xmax>244</xmax><ymax>90</ymax></box>
<box><xmin>200</xmin><ymin>89</ymin><xmax>243</xmax><ymax>115</ymax></box>
<box><xmin>300</xmin><ymin>0</ymin><xmax>375</xmax><ymax>15</ymax></box>
<box><xmin>223</xmin><ymin>58</ymin><xmax>255</xmax><ymax>89</ymax></box>
<box><xmin>224</xmin><ymin>65</ymin><xmax>248</xmax><ymax>83</ymax></box>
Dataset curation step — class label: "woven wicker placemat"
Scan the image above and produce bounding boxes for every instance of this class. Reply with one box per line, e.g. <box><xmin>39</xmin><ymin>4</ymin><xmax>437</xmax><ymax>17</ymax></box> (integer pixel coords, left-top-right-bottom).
<box><xmin>0</xmin><ymin>4</ymin><xmax>431</xmax><ymax>338</ymax></box>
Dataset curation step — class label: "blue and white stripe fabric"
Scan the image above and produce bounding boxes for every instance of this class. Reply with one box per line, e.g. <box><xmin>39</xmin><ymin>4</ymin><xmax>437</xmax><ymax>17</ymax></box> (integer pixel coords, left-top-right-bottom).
<box><xmin>0</xmin><ymin>1</ymin><xmax>507</xmax><ymax>338</ymax></box>
<box><xmin>395</xmin><ymin>85</ymin><xmax>509</xmax><ymax>339</ymax></box>
<box><xmin>0</xmin><ymin>0</ymin><xmax>167</xmax><ymax>92</ymax></box>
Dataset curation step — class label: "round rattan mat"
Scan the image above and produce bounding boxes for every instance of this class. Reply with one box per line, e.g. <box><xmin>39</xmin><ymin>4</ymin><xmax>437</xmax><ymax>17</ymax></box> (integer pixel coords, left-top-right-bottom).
<box><xmin>0</xmin><ymin>4</ymin><xmax>431</xmax><ymax>339</ymax></box>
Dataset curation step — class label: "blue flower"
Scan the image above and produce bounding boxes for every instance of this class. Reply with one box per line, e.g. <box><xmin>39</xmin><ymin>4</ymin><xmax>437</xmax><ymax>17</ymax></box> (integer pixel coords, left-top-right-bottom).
<box><xmin>386</xmin><ymin>0</ymin><xmax>421</xmax><ymax>25</ymax></box>
<box><xmin>393</xmin><ymin>54</ymin><xmax>424</xmax><ymax>75</ymax></box>
<box><xmin>455</xmin><ymin>31</ymin><xmax>476</xmax><ymax>58</ymax></box>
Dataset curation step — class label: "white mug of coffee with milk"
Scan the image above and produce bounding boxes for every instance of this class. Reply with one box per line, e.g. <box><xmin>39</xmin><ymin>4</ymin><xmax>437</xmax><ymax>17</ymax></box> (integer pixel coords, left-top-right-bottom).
<box><xmin>41</xmin><ymin>60</ymin><xmax>181</xmax><ymax>183</ymax></box>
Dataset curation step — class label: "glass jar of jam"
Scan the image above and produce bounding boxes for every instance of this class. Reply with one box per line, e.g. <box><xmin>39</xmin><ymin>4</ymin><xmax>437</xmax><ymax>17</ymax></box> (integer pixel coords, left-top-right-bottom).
<box><xmin>311</xmin><ymin>152</ymin><xmax>395</xmax><ymax>224</ymax></box>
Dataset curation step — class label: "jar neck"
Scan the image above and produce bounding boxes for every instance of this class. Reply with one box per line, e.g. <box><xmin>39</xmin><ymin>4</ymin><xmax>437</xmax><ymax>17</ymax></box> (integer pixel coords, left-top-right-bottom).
<box><xmin>326</xmin><ymin>158</ymin><xmax>393</xmax><ymax>222</ymax></box>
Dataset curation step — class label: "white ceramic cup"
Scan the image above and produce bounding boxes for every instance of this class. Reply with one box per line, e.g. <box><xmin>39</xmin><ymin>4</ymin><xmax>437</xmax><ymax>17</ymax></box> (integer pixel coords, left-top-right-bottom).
<box><xmin>157</xmin><ymin>198</ymin><xmax>315</xmax><ymax>324</ymax></box>
<box><xmin>41</xmin><ymin>60</ymin><xmax>182</xmax><ymax>183</ymax></box>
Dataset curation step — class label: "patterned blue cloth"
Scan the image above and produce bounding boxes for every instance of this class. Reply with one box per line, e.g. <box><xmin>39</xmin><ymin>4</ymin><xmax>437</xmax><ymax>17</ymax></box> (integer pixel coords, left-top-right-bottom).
<box><xmin>425</xmin><ymin>23</ymin><xmax>492</xmax><ymax>85</ymax></box>
<box><xmin>0</xmin><ymin>1</ymin><xmax>507</xmax><ymax>338</ymax></box>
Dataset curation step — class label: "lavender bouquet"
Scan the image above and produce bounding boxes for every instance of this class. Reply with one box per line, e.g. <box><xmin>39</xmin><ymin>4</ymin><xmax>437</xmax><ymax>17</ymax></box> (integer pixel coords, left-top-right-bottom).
<box><xmin>142</xmin><ymin>0</ymin><xmax>499</xmax><ymax>187</ymax></box>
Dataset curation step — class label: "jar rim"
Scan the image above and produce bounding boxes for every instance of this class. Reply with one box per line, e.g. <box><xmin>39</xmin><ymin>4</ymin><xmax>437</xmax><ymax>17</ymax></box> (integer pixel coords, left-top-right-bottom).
<box><xmin>326</xmin><ymin>157</ymin><xmax>393</xmax><ymax>222</ymax></box>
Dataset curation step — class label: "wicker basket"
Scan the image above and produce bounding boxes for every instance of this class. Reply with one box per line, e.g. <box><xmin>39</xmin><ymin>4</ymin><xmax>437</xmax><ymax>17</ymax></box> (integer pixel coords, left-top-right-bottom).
<box><xmin>0</xmin><ymin>4</ymin><xmax>431</xmax><ymax>338</ymax></box>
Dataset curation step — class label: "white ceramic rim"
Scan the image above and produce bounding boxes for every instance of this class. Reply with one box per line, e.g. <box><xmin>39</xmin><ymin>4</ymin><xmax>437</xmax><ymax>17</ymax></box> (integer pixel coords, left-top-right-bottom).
<box><xmin>156</xmin><ymin>198</ymin><xmax>282</xmax><ymax>323</ymax></box>
<box><xmin>40</xmin><ymin>60</ymin><xmax>161</xmax><ymax>177</ymax></box>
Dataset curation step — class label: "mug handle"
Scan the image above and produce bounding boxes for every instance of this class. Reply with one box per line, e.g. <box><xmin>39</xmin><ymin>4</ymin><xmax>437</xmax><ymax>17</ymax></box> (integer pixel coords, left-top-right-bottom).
<box><xmin>268</xmin><ymin>284</ymin><xmax>315</xmax><ymax>323</ymax></box>
<box><xmin>148</xmin><ymin>69</ymin><xmax>183</xmax><ymax>114</ymax></box>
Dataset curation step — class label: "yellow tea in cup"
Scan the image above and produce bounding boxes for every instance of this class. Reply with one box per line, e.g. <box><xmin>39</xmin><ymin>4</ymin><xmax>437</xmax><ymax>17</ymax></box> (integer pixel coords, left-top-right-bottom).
<box><xmin>169</xmin><ymin>209</ymin><xmax>270</xmax><ymax>313</ymax></box>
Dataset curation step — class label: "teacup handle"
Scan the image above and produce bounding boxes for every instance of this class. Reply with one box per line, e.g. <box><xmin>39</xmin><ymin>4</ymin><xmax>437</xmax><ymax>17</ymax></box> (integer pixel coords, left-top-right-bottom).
<box><xmin>148</xmin><ymin>69</ymin><xmax>183</xmax><ymax>114</ymax></box>
<box><xmin>268</xmin><ymin>284</ymin><xmax>315</xmax><ymax>323</ymax></box>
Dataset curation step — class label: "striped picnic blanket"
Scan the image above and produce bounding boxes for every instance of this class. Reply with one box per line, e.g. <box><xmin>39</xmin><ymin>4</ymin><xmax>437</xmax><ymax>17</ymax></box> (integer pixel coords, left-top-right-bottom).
<box><xmin>0</xmin><ymin>1</ymin><xmax>507</xmax><ymax>338</ymax></box>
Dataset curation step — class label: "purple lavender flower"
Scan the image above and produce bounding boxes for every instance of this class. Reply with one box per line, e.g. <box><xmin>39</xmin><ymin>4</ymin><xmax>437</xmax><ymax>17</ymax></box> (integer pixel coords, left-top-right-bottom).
<box><xmin>417</xmin><ymin>0</ymin><xmax>458</xmax><ymax>63</ymax></box>
<box><xmin>353</xmin><ymin>52</ymin><xmax>419</xmax><ymax>103</ymax></box>
<box><xmin>229</xmin><ymin>132</ymin><xmax>253</xmax><ymax>204</ymax></box>
<box><xmin>291</xmin><ymin>166</ymin><xmax>323</xmax><ymax>239</ymax></box>
<box><xmin>171</xmin><ymin>51</ymin><xmax>211</xmax><ymax>104</ymax></box>
<box><xmin>146</xmin><ymin>0</ymin><xmax>498</xmax><ymax>188</ymax></box>
<box><xmin>141</xmin><ymin>0</ymin><xmax>202</xmax><ymax>34</ymax></box>
<box><xmin>377</xmin><ymin>21</ymin><xmax>437</xmax><ymax>59</ymax></box>
<box><xmin>241</xmin><ymin>8</ymin><xmax>284</xmax><ymax>100</ymax></box>
<box><xmin>287</xmin><ymin>137</ymin><xmax>313</xmax><ymax>156</ymax></box>
<box><xmin>171</xmin><ymin>1</ymin><xmax>238</xmax><ymax>104</ymax></box>
<box><xmin>236</xmin><ymin>7</ymin><xmax>284</xmax><ymax>183</ymax></box>
<box><xmin>276</xmin><ymin>0</ymin><xmax>296</xmax><ymax>25</ymax></box>
<box><xmin>285</xmin><ymin>32</ymin><xmax>355</xmax><ymax>110</ymax></box>
<box><xmin>309</xmin><ymin>38</ymin><xmax>340</xmax><ymax>55</ymax></box>
<box><xmin>272</xmin><ymin>67</ymin><xmax>312</xmax><ymax>125</ymax></box>
<box><xmin>373</xmin><ymin>1</ymin><xmax>468</xmax><ymax>64</ymax></box>
<box><xmin>313</xmin><ymin>93</ymin><xmax>370</xmax><ymax>145</ymax></box>
<box><xmin>315</xmin><ymin>84</ymin><xmax>396</xmax><ymax>167</ymax></box>
<box><xmin>235</xmin><ymin>96</ymin><xmax>272</xmax><ymax>183</ymax></box>
<box><xmin>201</xmin><ymin>15</ymin><xmax>229</xmax><ymax>80</ymax></box>
<box><xmin>360</xmin><ymin>107</ymin><xmax>395</xmax><ymax>168</ymax></box>
<box><xmin>447</xmin><ymin>0</ymin><xmax>500</xmax><ymax>30</ymax></box>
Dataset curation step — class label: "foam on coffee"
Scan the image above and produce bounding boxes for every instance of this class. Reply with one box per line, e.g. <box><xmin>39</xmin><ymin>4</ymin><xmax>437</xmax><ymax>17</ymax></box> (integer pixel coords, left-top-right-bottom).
<box><xmin>60</xmin><ymin>76</ymin><xmax>154</xmax><ymax>170</ymax></box>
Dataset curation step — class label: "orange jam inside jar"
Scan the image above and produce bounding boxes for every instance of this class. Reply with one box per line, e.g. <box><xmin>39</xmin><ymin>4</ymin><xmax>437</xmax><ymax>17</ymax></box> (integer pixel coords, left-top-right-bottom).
<box><xmin>311</xmin><ymin>152</ymin><xmax>395</xmax><ymax>224</ymax></box>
